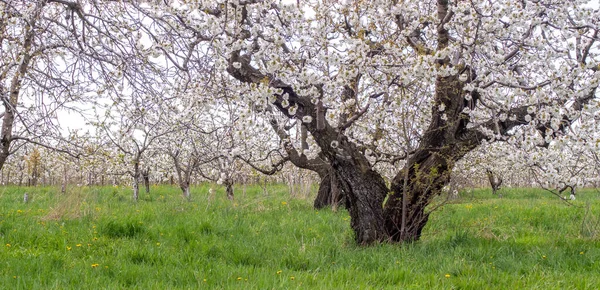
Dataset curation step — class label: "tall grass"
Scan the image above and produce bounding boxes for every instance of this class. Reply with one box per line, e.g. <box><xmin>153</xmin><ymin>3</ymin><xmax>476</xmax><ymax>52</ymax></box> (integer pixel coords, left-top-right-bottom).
<box><xmin>0</xmin><ymin>184</ymin><xmax>599</xmax><ymax>289</ymax></box>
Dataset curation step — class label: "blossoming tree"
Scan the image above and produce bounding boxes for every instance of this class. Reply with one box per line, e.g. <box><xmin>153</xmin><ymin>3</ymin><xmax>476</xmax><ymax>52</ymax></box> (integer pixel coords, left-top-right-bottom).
<box><xmin>122</xmin><ymin>0</ymin><xmax>600</xmax><ymax>244</ymax></box>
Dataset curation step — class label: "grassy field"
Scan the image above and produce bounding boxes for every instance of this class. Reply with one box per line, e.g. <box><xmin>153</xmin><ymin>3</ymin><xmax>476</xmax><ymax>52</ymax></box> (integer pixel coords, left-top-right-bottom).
<box><xmin>0</xmin><ymin>184</ymin><xmax>599</xmax><ymax>289</ymax></box>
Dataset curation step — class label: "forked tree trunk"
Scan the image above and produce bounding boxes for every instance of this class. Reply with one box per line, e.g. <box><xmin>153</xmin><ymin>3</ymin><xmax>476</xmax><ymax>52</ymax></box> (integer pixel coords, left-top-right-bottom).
<box><xmin>385</xmin><ymin>150</ymin><xmax>455</xmax><ymax>242</ymax></box>
<box><xmin>486</xmin><ymin>169</ymin><xmax>503</xmax><ymax>195</ymax></box>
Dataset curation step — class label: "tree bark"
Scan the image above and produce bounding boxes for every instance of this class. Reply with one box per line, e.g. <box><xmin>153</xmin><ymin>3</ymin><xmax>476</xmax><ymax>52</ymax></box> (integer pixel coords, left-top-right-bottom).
<box><xmin>181</xmin><ymin>183</ymin><xmax>191</xmax><ymax>201</ymax></box>
<box><xmin>225</xmin><ymin>180</ymin><xmax>234</xmax><ymax>200</ymax></box>
<box><xmin>313</xmin><ymin>167</ymin><xmax>344</xmax><ymax>210</ymax></box>
<box><xmin>486</xmin><ymin>169</ymin><xmax>503</xmax><ymax>195</ymax></box>
<box><xmin>332</xmin><ymin>158</ymin><xmax>389</xmax><ymax>244</ymax></box>
<box><xmin>0</xmin><ymin>3</ymin><xmax>40</xmax><ymax>171</ymax></box>
<box><xmin>142</xmin><ymin>166</ymin><xmax>150</xmax><ymax>193</ymax></box>
<box><xmin>133</xmin><ymin>180</ymin><xmax>140</xmax><ymax>201</ymax></box>
<box><xmin>133</xmin><ymin>161</ymin><xmax>140</xmax><ymax>201</ymax></box>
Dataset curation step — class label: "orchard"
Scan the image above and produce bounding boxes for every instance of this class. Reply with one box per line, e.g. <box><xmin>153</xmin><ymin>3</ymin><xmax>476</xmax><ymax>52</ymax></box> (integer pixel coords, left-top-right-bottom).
<box><xmin>0</xmin><ymin>0</ymin><xmax>599</xmax><ymax>247</ymax></box>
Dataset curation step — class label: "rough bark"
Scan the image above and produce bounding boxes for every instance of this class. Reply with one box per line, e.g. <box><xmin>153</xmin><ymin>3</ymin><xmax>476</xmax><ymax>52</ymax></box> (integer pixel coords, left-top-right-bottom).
<box><xmin>268</xmin><ymin>119</ymin><xmax>344</xmax><ymax>209</ymax></box>
<box><xmin>313</xmin><ymin>168</ymin><xmax>344</xmax><ymax>210</ymax></box>
<box><xmin>333</xmin><ymin>159</ymin><xmax>390</xmax><ymax>244</ymax></box>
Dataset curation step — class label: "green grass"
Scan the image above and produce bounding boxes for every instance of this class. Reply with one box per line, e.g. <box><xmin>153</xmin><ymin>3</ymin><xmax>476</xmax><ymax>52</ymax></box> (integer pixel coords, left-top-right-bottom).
<box><xmin>0</xmin><ymin>184</ymin><xmax>599</xmax><ymax>289</ymax></box>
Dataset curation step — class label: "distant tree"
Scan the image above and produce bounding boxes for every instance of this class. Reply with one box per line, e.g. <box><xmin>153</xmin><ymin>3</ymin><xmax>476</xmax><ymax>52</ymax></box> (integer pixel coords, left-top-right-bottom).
<box><xmin>95</xmin><ymin>92</ymin><xmax>172</xmax><ymax>201</ymax></box>
<box><xmin>486</xmin><ymin>169</ymin><xmax>503</xmax><ymax>196</ymax></box>
<box><xmin>25</xmin><ymin>148</ymin><xmax>41</xmax><ymax>186</ymax></box>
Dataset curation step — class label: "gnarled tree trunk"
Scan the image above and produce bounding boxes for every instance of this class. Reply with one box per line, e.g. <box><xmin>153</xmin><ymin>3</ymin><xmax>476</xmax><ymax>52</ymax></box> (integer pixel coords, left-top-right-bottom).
<box><xmin>332</xmin><ymin>159</ymin><xmax>389</xmax><ymax>244</ymax></box>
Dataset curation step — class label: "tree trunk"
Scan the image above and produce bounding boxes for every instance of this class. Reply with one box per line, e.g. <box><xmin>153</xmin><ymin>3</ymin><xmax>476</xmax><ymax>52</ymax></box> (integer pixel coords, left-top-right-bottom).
<box><xmin>142</xmin><ymin>167</ymin><xmax>150</xmax><ymax>193</ymax></box>
<box><xmin>133</xmin><ymin>181</ymin><xmax>139</xmax><ymax>202</ymax></box>
<box><xmin>385</xmin><ymin>150</ymin><xmax>455</xmax><ymax>242</ymax></box>
<box><xmin>486</xmin><ymin>169</ymin><xmax>502</xmax><ymax>195</ymax></box>
<box><xmin>180</xmin><ymin>177</ymin><xmax>191</xmax><ymax>201</ymax></box>
<box><xmin>313</xmin><ymin>168</ymin><xmax>344</xmax><ymax>210</ymax></box>
<box><xmin>332</xmin><ymin>160</ymin><xmax>389</xmax><ymax>244</ymax></box>
<box><xmin>182</xmin><ymin>184</ymin><xmax>191</xmax><ymax>201</ymax></box>
<box><xmin>133</xmin><ymin>161</ymin><xmax>140</xmax><ymax>201</ymax></box>
<box><xmin>225</xmin><ymin>180</ymin><xmax>234</xmax><ymax>200</ymax></box>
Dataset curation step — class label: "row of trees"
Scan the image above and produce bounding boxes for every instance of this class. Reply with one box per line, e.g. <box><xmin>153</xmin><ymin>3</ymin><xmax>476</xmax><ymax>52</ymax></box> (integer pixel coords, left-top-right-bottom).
<box><xmin>1</xmin><ymin>0</ymin><xmax>599</xmax><ymax>244</ymax></box>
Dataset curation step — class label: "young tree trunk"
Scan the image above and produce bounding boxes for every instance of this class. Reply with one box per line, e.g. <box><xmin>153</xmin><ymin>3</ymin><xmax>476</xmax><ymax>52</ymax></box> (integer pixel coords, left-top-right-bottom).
<box><xmin>133</xmin><ymin>180</ymin><xmax>140</xmax><ymax>202</ymax></box>
<box><xmin>142</xmin><ymin>166</ymin><xmax>150</xmax><ymax>193</ymax></box>
<box><xmin>133</xmin><ymin>161</ymin><xmax>140</xmax><ymax>202</ymax></box>
<box><xmin>18</xmin><ymin>170</ymin><xmax>23</xmax><ymax>187</ymax></box>
<box><xmin>61</xmin><ymin>164</ymin><xmax>68</xmax><ymax>193</ymax></box>
<box><xmin>181</xmin><ymin>183</ymin><xmax>191</xmax><ymax>201</ymax></box>
<box><xmin>225</xmin><ymin>180</ymin><xmax>234</xmax><ymax>200</ymax></box>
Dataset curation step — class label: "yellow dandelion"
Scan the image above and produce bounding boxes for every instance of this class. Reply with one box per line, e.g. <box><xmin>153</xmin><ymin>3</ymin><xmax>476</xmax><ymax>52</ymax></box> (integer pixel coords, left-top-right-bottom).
<box><xmin>156</xmin><ymin>242</ymin><xmax>161</xmax><ymax>246</ymax></box>
<box><xmin>91</xmin><ymin>264</ymin><xmax>99</xmax><ymax>268</ymax></box>
<box><xmin>542</xmin><ymin>255</ymin><xmax>547</xmax><ymax>259</ymax></box>
<box><xmin>17</xmin><ymin>210</ymin><xmax>22</xmax><ymax>213</ymax></box>
<box><xmin>276</xmin><ymin>270</ymin><xmax>282</xmax><ymax>275</ymax></box>
<box><xmin>203</xmin><ymin>279</ymin><xmax>207</xmax><ymax>282</ymax></box>
<box><xmin>237</xmin><ymin>277</ymin><xmax>242</xmax><ymax>281</ymax></box>
<box><xmin>66</xmin><ymin>246</ymin><xmax>72</xmax><ymax>251</ymax></box>
<box><xmin>290</xmin><ymin>276</ymin><xmax>295</xmax><ymax>280</ymax></box>
<box><xmin>580</xmin><ymin>252</ymin><xmax>584</xmax><ymax>255</ymax></box>
<box><xmin>445</xmin><ymin>274</ymin><xmax>451</xmax><ymax>278</ymax></box>
<box><xmin>281</xmin><ymin>201</ymin><xmax>287</xmax><ymax>205</ymax></box>
<box><xmin>76</xmin><ymin>244</ymin><xmax>82</xmax><ymax>247</ymax></box>
<box><xmin>5</xmin><ymin>244</ymin><xmax>10</xmax><ymax>247</ymax></box>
